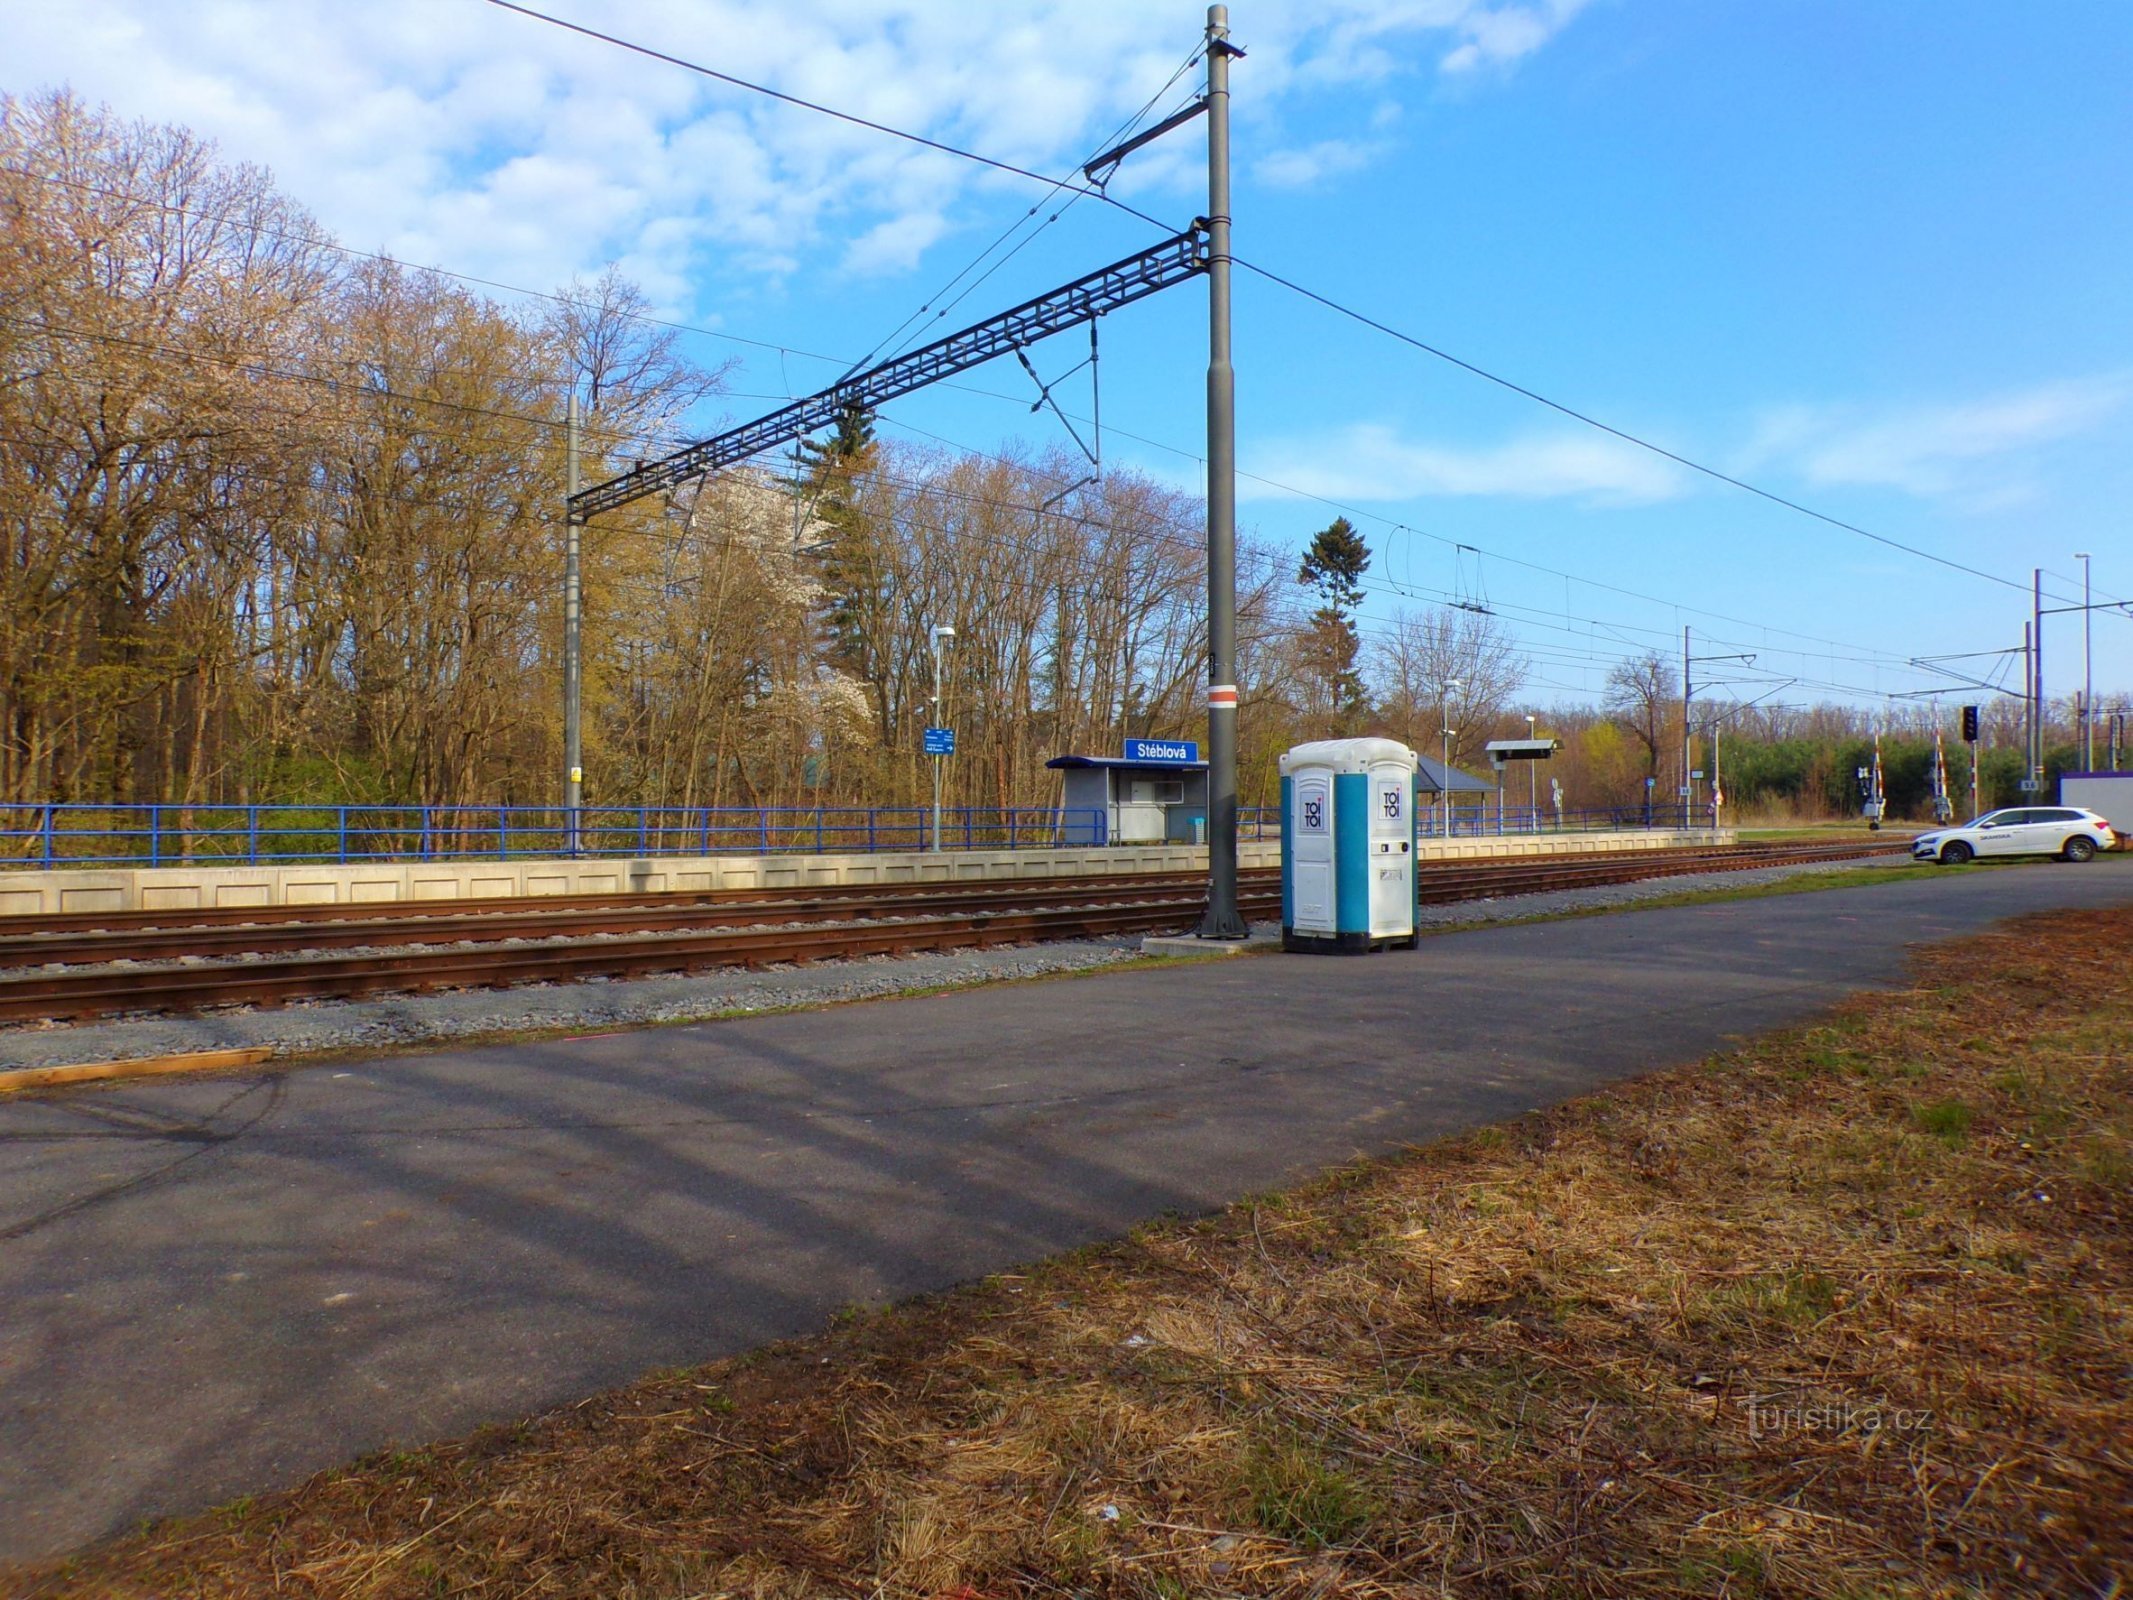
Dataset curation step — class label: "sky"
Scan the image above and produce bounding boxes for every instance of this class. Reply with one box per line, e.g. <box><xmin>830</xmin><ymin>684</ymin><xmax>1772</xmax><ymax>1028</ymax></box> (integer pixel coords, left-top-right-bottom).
<box><xmin>8</xmin><ymin>0</ymin><xmax>2131</xmax><ymax>724</ymax></box>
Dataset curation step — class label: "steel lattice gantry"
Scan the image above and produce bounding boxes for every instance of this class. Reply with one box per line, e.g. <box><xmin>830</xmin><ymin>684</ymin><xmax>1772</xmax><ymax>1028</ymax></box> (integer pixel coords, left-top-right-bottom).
<box><xmin>568</xmin><ymin>227</ymin><xmax>1209</xmax><ymax>523</ymax></box>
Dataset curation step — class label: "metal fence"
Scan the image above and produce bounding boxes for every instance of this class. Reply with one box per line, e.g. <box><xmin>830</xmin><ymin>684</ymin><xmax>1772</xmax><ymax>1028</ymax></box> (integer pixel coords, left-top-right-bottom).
<box><xmin>0</xmin><ymin>804</ymin><xmax>1110</xmax><ymax>868</ymax></box>
<box><xmin>1419</xmin><ymin>802</ymin><xmax>1705</xmax><ymax>837</ymax></box>
<box><xmin>0</xmin><ymin>797</ymin><xmax>1700</xmax><ymax>870</ymax></box>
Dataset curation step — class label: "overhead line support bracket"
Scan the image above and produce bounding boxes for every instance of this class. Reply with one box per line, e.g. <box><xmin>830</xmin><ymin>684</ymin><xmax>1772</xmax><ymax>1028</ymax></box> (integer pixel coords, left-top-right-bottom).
<box><xmin>570</xmin><ymin>226</ymin><xmax>1208</xmax><ymax>522</ymax></box>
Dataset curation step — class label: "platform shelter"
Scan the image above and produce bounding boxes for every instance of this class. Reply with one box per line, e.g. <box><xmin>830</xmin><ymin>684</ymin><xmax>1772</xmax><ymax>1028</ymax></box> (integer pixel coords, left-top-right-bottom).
<box><xmin>1047</xmin><ymin>739</ymin><xmax>1210</xmax><ymax>844</ymax></box>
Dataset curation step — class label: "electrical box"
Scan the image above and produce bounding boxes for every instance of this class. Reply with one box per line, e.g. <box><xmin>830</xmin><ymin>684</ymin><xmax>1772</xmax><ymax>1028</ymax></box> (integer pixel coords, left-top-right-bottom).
<box><xmin>1279</xmin><ymin>738</ymin><xmax>1419</xmax><ymax>954</ymax></box>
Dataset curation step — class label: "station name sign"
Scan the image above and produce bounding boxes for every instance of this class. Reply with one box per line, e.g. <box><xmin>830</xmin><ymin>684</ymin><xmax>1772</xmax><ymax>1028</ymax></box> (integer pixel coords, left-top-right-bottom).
<box><xmin>1123</xmin><ymin>738</ymin><xmax>1199</xmax><ymax>764</ymax></box>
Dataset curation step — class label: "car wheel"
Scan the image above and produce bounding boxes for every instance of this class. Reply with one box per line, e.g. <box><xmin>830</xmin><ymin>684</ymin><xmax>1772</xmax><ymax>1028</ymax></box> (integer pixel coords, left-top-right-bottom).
<box><xmin>1939</xmin><ymin>841</ymin><xmax>1973</xmax><ymax>865</ymax></box>
<box><xmin>2064</xmin><ymin>836</ymin><xmax>2097</xmax><ymax>863</ymax></box>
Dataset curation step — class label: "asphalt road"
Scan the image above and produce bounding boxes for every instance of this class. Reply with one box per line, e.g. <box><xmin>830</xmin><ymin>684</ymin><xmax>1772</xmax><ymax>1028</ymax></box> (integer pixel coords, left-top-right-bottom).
<box><xmin>3</xmin><ymin>859</ymin><xmax>2129</xmax><ymax>1566</ymax></box>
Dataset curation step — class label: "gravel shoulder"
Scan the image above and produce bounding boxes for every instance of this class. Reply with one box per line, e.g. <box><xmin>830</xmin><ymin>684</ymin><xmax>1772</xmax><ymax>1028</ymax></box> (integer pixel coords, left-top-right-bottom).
<box><xmin>0</xmin><ymin>853</ymin><xmax>1901</xmax><ymax>1072</ymax></box>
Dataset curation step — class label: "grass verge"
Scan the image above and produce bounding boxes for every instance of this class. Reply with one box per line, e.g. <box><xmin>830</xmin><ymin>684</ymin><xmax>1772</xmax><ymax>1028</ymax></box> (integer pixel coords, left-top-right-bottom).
<box><xmin>16</xmin><ymin>911</ymin><xmax>2131</xmax><ymax>1598</ymax></box>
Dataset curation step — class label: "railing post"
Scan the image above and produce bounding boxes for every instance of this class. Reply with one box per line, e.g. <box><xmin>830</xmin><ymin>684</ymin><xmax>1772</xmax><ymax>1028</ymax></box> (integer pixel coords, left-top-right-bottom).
<box><xmin>699</xmin><ymin>807</ymin><xmax>712</xmax><ymax>856</ymax></box>
<box><xmin>40</xmin><ymin>805</ymin><xmax>54</xmax><ymax>868</ymax></box>
<box><xmin>815</xmin><ymin>808</ymin><xmax>824</xmax><ymax>854</ymax></box>
<box><xmin>337</xmin><ymin>807</ymin><xmax>349</xmax><ymax>864</ymax></box>
<box><xmin>868</xmin><ymin>808</ymin><xmax>878</xmax><ymax>853</ymax></box>
<box><xmin>759</xmin><ymin>809</ymin><xmax>769</xmax><ymax>855</ymax></box>
<box><xmin>421</xmin><ymin>806</ymin><xmax>432</xmax><ymax>860</ymax></box>
<box><xmin>149</xmin><ymin>806</ymin><xmax>162</xmax><ymax>867</ymax></box>
<box><xmin>1009</xmin><ymin>810</ymin><xmax>1018</xmax><ymax>850</ymax></box>
<box><xmin>247</xmin><ymin>806</ymin><xmax>259</xmax><ymax>865</ymax></box>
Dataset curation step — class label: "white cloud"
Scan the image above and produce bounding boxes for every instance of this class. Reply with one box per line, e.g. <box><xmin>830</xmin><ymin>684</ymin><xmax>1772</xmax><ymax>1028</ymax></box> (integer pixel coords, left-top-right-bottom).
<box><xmin>1278</xmin><ymin>0</ymin><xmax>1590</xmax><ymax>84</ymax></box>
<box><xmin>0</xmin><ymin>0</ymin><xmax>1592</xmax><ymax>316</ymax></box>
<box><xmin>1745</xmin><ymin>374</ymin><xmax>2130</xmax><ymax>501</ymax></box>
<box><xmin>1246</xmin><ymin>421</ymin><xmax>1685</xmax><ymax>504</ymax></box>
<box><xmin>1255</xmin><ymin>137</ymin><xmax>1386</xmax><ymax>190</ymax></box>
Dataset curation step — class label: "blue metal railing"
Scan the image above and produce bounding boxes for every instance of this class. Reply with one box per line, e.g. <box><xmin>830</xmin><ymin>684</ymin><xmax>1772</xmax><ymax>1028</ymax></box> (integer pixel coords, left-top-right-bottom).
<box><xmin>0</xmin><ymin>804</ymin><xmax>1109</xmax><ymax>868</ymax></box>
<box><xmin>1419</xmin><ymin>803</ymin><xmax>1701</xmax><ymax>837</ymax></box>
<box><xmin>0</xmin><ymin>798</ymin><xmax>1695</xmax><ymax>870</ymax></box>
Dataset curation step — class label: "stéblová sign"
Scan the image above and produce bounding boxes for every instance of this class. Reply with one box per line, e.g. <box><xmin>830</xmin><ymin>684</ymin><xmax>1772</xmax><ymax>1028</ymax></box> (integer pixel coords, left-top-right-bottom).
<box><xmin>1123</xmin><ymin>737</ymin><xmax>1199</xmax><ymax>764</ymax></box>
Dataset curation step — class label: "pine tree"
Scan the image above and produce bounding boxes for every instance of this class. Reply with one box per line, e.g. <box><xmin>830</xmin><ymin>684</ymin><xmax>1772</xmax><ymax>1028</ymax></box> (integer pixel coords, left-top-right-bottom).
<box><xmin>1297</xmin><ymin>517</ymin><xmax>1371</xmax><ymax>727</ymax></box>
<box><xmin>799</xmin><ymin>404</ymin><xmax>880</xmax><ymax>674</ymax></box>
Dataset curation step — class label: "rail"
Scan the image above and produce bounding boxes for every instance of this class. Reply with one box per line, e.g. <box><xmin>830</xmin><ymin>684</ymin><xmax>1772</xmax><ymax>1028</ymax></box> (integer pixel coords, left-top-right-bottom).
<box><xmin>0</xmin><ymin>804</ymin><xmax>1110</xmax><ymax>868</ymax></box>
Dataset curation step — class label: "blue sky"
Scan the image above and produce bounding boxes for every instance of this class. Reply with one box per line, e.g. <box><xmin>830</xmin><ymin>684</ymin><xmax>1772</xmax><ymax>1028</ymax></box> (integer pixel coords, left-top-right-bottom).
<box><xmin>11</xmin><ymin>0</ymin><xmax>2130</xmax><ymax>717</ymax></box>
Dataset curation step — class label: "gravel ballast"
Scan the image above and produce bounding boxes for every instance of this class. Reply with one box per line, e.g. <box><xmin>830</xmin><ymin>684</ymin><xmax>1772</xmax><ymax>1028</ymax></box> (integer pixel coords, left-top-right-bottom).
<box><xmin>0</xmin><ymin>854</ymin><xmax>1899</xmax><ymax>1072</ymax></box>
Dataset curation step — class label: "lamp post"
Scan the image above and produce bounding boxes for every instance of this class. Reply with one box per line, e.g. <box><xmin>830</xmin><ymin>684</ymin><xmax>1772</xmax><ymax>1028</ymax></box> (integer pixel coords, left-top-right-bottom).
<box><xmin>2077</xmin><ymin>552</ymin><xmax>2093</xmax><ymax>771</ymax></box>
<box><xmin>930</xmin><ymin>624</ymin><xmax>955</xmax><ymax>851</ymax></box>
<box><xmin>1524</xmin><ymin>712</ymin><xmax>1537</xmax><ymax>830</ymax></box>
<box><xmin>1440</xmin><ymin>678</ymin><xmax>1461</xmax><ymax>837</ymax></box>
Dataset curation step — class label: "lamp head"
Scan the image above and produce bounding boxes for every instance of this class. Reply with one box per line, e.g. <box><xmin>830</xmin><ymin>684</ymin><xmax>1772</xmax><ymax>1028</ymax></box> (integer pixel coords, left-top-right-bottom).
<box><xmin>933</xmin><ymin>624</ymin><xmax>956</xmax><ymax>643</ymax></box>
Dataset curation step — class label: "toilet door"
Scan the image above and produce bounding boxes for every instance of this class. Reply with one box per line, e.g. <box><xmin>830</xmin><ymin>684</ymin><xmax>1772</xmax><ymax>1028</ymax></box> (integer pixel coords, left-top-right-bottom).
<box><xmin>1291</xmin><ymin>774</ymin><xmax>1334</xmax><ymax>933</ymax></box>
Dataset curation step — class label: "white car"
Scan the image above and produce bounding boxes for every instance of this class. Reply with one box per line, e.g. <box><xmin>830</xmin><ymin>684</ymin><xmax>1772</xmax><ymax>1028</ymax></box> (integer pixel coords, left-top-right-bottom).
<box><xmin>1911</xmin><ymin>806</ymin><xmax>2117</xmax><ymax>865</ymax></box>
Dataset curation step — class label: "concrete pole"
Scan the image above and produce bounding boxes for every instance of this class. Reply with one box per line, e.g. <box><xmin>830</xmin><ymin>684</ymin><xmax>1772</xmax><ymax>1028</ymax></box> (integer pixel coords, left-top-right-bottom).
<box><xmin>1441</xmin><ymin>677</ymin><xmax>1459</xmax><ymax>837</ymax></box>
<box><xmin>1525</xmin><ymin>712</ymin><xmax>1536</xmax><ymax>826</ymax></box>
<box><xmin>2079</xmin><ymin>552</ymin><xmax>2094</xmax><ymax>770</ymax></box>
<box><xmin>564</xmin><ymin>393</ymin><xmax>583</xmax><ymax>854</ymax></box>
<box><xmin>1198</xmin><ymin>2</ymin><xmax>1246</xmax><ymax>938</ymax></box>
<box><xmin>2031</xmin><ymin>568</ymin><xmax>2043</xmax><ymax>788</ymax></box>
<box><xmin>1681</xmin><ymin>625</ymin><xmax>1692</xmax><ymax>829</ymax></box>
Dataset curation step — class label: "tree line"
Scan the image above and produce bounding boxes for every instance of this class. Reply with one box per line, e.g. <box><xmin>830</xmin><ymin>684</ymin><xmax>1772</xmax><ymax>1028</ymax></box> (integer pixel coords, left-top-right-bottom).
<box><xmin>1</xmin><ymin>92</ymin><xmax>2105</xmax><ymax>835</ymax></box>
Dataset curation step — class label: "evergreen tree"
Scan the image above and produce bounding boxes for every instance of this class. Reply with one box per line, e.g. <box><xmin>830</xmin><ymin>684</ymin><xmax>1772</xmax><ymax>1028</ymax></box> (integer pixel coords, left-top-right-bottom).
<box><xmin>1297</xmin><ymin>516</ymin><xmax>1371</xmax><ymax>726</ymax></box>
<box><xmin>798</xmin><ymin>404</ymin><xmax>880</xmax><ymax>674</ymax></box>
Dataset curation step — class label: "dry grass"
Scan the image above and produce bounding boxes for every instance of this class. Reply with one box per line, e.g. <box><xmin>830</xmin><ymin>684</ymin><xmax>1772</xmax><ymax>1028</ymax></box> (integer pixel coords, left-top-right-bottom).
<box><xmin>15</xmin><ymin>911</ymin><xmax>2132</xmax><ymax>1599</ymax></box>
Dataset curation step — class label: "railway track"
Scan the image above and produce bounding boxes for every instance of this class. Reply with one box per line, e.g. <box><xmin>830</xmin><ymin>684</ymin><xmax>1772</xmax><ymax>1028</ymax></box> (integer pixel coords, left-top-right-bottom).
<box><xmin>0</xmin><ymin>839</ymin><xmax>1904</xmax><ymax>1023</ymax></box>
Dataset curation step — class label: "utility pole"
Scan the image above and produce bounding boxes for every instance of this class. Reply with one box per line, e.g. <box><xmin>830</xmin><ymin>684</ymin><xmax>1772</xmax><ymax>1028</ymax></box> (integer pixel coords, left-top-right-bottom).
<box><xmin>1198</xmin><ymin>1</ymin><xmax>1247</xmax><ymax>939</ymax></box>
<box><xmin>2031</xmin><ymin>568</ymin><xmax>2044</xmax><ymax>790</ymax></box>
<box><xmin>1680</xmin><ymin>625</ymin><xmax>1692</xmax><ymax>828</ymax></box>
<box><xmin>564</xmin><ymin>392</ymin><xmax>583</xmax><ymax>854</ymax></box>
<box><xmin>2077</xmin><ymin>551</ymin><xmax>2094</xmax><ymax>770</ymax></box>
<box><xmin>1440</xmin><ymin>678</ymin><xmax>1460</xmax><ymax>837</ymax></box>
<box><xmin>2021</xmin><ymin>620</ymin><xmax>2034</xmax><ymax>796</ymax></box>
<box><xmin>1524</xmin><ymin>712</ymin><xmax>1537</xmax><ymax>827</ymax></box>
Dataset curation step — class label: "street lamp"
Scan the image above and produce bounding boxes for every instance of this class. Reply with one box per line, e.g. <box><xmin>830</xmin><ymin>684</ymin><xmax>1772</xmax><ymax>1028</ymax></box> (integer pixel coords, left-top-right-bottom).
<box><xmin>1440</xmin><ymin>678</ymin><xmax>1462</xmax><ymax>838</ymax></box>
<box><xmin>930</xmin><ymin>624</ymin><xmax>955</xmax><ymax>852</ymax></box>
<box><xmin>1524</xmin><ymin>712</ymin><xmax>1537</xmax><ymax>830</ymax></box>
<box><xmin>2076</xmin><ymin>552</ymin><xmax>2093</xmax><ymax>770</ymax></box>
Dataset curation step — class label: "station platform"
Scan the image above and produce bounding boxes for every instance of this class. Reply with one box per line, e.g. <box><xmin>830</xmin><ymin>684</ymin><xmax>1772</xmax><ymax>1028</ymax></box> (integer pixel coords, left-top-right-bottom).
<box><xmin>0</xmin><ymin>829</ymin><xmax>1725</xmax><ymax>916</ymax></box>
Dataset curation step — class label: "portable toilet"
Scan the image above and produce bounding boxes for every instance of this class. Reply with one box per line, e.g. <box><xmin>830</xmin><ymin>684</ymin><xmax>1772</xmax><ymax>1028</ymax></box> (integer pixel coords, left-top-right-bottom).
<box><xmin>1279</xmin><ymin>737</ymin><xmax>1420</xmax><ymax>953</ymax></box>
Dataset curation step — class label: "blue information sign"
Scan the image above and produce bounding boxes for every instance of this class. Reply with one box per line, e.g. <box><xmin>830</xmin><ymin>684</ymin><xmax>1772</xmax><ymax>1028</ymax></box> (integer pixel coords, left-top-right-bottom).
<box><xmin>1123</xmin><ymin>737</ymin><xmax>1199</xmax><ymax>764</ymax></box>
<box><xmin>923</xmin><ymin>727</ymin><xmax>955</xmax><ymax>756</ymax></box>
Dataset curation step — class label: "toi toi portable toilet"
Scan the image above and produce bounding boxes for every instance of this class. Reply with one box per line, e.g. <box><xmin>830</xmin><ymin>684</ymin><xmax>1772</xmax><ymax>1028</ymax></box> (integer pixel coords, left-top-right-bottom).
<box><xmin>1279</xmin><ymin>737</ymin><xmax>1420</xmax><ymax>953</ymax></box>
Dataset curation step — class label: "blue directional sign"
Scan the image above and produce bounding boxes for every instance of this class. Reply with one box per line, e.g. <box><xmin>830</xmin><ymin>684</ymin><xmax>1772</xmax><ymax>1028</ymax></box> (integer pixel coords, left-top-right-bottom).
<box><xmin>923</xmin><ymin>726</ymin><xmax>955</xmax><ymax>756</ymax></box>
<box><xmin>1123</xmin><ymin>737</ymin><xmax>1199</xmax><ymax>764</ymax></box>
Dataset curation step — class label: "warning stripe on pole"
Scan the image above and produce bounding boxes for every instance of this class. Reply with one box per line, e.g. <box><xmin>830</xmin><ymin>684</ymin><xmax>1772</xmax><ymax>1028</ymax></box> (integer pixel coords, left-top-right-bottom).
<box><xmin>1207</xmin><ymin>683</ymin><xmax>1238</xmax><ymax>708</ymax></box>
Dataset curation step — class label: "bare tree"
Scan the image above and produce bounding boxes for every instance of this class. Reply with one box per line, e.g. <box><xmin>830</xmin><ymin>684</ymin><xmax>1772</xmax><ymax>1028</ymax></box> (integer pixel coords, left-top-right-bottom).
<box><xmin>1603</xmin><ymin>651</ymin><xmax>1677</xmax><ymax>786</ymax></box>
<box><xmin>1373</xmin><ymin>607</ymin><xmax>1526</xmax><ymax>771</ymax></box>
